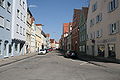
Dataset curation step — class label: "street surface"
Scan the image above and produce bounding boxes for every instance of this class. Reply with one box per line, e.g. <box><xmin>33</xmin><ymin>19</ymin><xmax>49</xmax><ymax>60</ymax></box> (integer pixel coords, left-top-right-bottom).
<box><xmin>0</xmin><ymin>51</ymin><xmax>120</xmax><ymax>80</ymax></box>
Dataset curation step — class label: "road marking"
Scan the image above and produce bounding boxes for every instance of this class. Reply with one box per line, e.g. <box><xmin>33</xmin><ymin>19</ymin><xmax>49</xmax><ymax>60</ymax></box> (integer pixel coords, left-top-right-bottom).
<box><xmin>80</xmin><ymin>62</ymin><xmax>88</xmax><ymax>65</ymax></box>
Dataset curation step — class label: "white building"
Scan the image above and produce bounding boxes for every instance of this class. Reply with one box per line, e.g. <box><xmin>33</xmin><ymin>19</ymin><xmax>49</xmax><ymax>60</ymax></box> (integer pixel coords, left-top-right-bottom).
<box><xmin>11</xmin><ymin>0</ymin><xmax>27</xmax><ymax>56</ymax></box>
<box><xmin>0</xmin><ymin>0</ymin><xmax>12</xmax><ymax>58</ymax></box>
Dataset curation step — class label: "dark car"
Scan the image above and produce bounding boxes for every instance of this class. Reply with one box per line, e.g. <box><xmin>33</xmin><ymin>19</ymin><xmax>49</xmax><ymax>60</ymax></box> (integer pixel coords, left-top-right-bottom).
<box><xmin>64</xmin><ymin>50</ymin><xmax>76</xmax><ymax>58</ymax></box>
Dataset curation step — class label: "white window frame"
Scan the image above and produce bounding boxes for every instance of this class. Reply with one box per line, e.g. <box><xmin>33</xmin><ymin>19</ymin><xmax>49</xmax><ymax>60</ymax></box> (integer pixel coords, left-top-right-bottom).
<box><xmin>0</xmin><ymin>0</ymin><xmax>5</xmax><ymax>8</ymax></box>
<box><xmin>92</xmin><ymin>2</ymin><xmax>97</xmax><ymax>12</ymax></box>
<box><xmin>16</xmin><ymin>24</ymin><xmax>19</xmax><ymax>33</ymax></box>
<box><xmin>23</xmin><ymin>28</ymin><xmax>25</xmax><ymax>36</ymax></box>
<box><xmin>0</xmin><ymin>16</ymin><xmax>4</xmax><ymax>28</ymax></box>
<box><xmin>17</xmin><ymin>9</ymin><xmax>20</xmax><ymax>18</ymax></box>
<box><xmin>6</xmin><ymin>19</ymin><xmax>11</xmax><ymax>30</ymax></box>
<box><xmin>7</xmin><ymin>1</ymin><xmax>11</xmax><ymax>13</ymax></box>
<box><xmin>108</xmin><ymin>0</ymin><xmax>118</xmax><ymax>12</ymax></box>
<box><xmin>20</xmin><ymin>26</ymin><xmax>22</xmax><ymax>35</ymax></box>
<box><xmin>0</xmin><ymin>41</ymin><xmax>2</xmax><ymax>55</ymax></box>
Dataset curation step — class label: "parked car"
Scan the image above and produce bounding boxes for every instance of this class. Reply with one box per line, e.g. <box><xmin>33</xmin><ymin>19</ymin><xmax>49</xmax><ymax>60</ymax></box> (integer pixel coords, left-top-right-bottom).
<box><xmin>38</xmin><ymin>49</ymin><xmax>46</xmax><ymax>55</ymax></box>
<box><xmin>64</xmin><ymin>50</ymin><xmax>76</xmax><ymax>58</ymax></box>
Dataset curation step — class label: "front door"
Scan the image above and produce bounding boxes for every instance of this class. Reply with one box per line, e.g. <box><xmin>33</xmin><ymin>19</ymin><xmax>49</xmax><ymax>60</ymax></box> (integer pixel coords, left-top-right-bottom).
<box><xmin>92</xmin><ymin>45</ymin><xmax>95</xmax><ymax>56</ymax></box>
<box><xmin>4</xmin><ymin>43</ymin><xmax>7</xmax><ymax>57</ymax></box>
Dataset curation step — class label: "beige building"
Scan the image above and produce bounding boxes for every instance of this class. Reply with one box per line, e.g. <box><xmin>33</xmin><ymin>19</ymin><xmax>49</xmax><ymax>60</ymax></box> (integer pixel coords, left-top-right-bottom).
<box><xmin>30</xmin><ymin>17</ymin><xmax>36</xmax><ymax>53</ymax></box>
<box><xmin>87</xmin><ymin>0</ymin><xmax>120</xmax><ymax>59</ymax></box>
<box><xmin>35</xmin><ymin>24</ymin><xmax>43</xmax><ymax>52</ymax></box>
<box><xmin>26</xmin><ymin>8</ymin><xmax>33</xmax><ymax>54</ymax></box>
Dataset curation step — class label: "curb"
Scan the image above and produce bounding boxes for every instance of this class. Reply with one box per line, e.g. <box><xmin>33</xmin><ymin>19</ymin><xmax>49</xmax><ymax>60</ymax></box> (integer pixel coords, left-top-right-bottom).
<box><xmin>0</xmin><ymin>54</ymin><xmax>37</xmax><ymax>67</ymax></box>
<box><xmin>78</xmin><ymin>57</ymin><xmax>107</xmax><ymax>68</ymax></box>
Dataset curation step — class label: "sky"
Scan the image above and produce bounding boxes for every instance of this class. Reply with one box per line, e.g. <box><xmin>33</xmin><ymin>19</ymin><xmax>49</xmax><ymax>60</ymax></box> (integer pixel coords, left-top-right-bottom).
<box><xmin>28</xmin><ymin>0</ymin><xmax>89</xmax><ymax>41</ymax></box>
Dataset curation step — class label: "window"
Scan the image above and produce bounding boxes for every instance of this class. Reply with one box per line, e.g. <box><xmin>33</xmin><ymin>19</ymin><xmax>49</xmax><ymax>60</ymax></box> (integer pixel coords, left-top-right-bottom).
<box><xmin>23</xmin><ymin>28</ymin><xmax>25</xmax><ymax>36</ymax></box>
<box><xmin>96</xmin><ymin>13</ymin><xmax>102</xmax><ymax>23</ymax></box>
<box><xmin>96</xmin><ymin>30</ymin><xmax>100</xmax><ymax>38</ymax></box>
<box><xmin>7</xmin><ymin>2</ymin><xmax>11</xmax><ymax>13</ymax></box>
<box><xmin>96</xmin><ymin>29</ymin><xmax>102</xmax><ymax>38</ymax></box>
<box><xmin>20</xmin><ymin>26</ymin><xmax>22</xmax><ymax>35</ymax></box>
<box><xmin>21</xmin><ymin>13</ymin><xmax>23</xmax><ymax>20</ymax></box>
<box><xmin>0</xmin><ymin>0</ymin><xmax>5</xmax><ymax>8</ymax></box>
<box><xmin>92</xmin><ymin>2</ymin><xmax>97</xmax><ymax>12</ymax></box>
<box><xmin>0</xmin><ymin>41</ymin><xmax>2</xmax><ymax>55</ymax></box>
<box><xmin>24</xmin><ymin>16</ymin><xmax>25</xmax><ymax>23</ymax></box>
<box><xmin>109</xmin><ymin>22</ymin><xmax>118</xmax><ymax>34</ymax></box>
<box><xmin>6</xmin><ymin>20</ymin><xmax>11</xmax><ymax>30</ymax></box>
<box><xmin>23</xmin><ymin>2</ymin><xmax>25</xmax><ymax>9</ymax></box>
<box><xmin>108</xmin><ymin>0</ymin><xmax>118</xmax><ymax>12</ymax></box>
<box><xmin>20</xmin><ymin>0</ymin><xmax>21</xmax><ymax>5</ymax></box>
<box><xmin>16</xmin><ymin>24</ymin><xmax>19</xmax><ymax>33</ymax></box>
<box><xmin>0</xmin><ymin>16</ymin><xmax>4</xmax><ymax>28</ymax></box>
<box><xmin>17</xmin><ymin>9</ymin><xmax>20</xmax><ymax>18</ymax></box>
<box><xmin>90</xmin><ymin>18</ymin><xmax>94</xmax><ymax>27</ymax></box>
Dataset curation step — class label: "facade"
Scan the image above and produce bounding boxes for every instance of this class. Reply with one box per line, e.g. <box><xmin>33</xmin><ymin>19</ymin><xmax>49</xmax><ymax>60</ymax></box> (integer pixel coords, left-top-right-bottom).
<box><xmin>35</xmin><ymin>24</ymin><xmax>43</xmax><ymax>52</ymax></box>
<box><xmin>55</xmin><ymin>41</ymin><xmax>59</xmax><ymax>49</ymax></box>
<box><xmin>71</xmin><ymin>9</ymin><xmax>81</xmax><ymax>53</ymax></box>
<box><xmin>46</xmin><ymin>34</ymin><xmax>51</xmax><ymax>49</ymax></box>
<box><xmin>50</xmin><ymin>39</ymin><xmax>55</xmax><ymax>48</ymax></box>
<box><xmin>67</xmin><ymin>22</ymin><xmax>72</xmax><ymax>51</ymax></box>
<box><xmin>30</xmin><ymin>17</ymin><xmax>36</xmax><ymax>53</ymax></box>
<box><xmin>63</xmin><ymin>23</ymin><xmax>69</xmax><ymax>51</ymax></box>
<box><xmin>26</xmin><ymin>8</ymin><xmax>33</xmax><ymax>54</ymax></box>
<box><xmin>79</xmin><ymin>7</ymin><xmax>88</xmax><ymax>56</ymax></box>
<box><xmin>0</xmin><ymin>0</ymin><xmax>12</xmax><ymax>58</ymax></box>
<box><xmin>87</xmin><ymin>0</ymin><xmax>120</xmax><ymax>59</ymax></box>
<box><xmin>11</xmin><ymin>0</ymin><xmax>27</xmax><ymax>56</ymax></box>
<box><xmin>41</xmin><ymin>31</ymin><xmax>47</xmax><ymax>49</ymax></box>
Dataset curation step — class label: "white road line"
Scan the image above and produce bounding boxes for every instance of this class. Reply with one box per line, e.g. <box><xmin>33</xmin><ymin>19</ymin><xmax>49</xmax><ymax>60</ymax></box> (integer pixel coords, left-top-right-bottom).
<box><xmin>80</xmin><ymin>62</ymin><xmax>88</xmax><ymax>65</ymax></box>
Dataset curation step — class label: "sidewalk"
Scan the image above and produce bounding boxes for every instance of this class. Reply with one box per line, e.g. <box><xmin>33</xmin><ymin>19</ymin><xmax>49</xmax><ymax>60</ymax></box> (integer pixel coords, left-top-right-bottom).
<box><xmin>78</xmin><ymin>55</ymin><xmax>120</xmax><ymax>68</ymax></box>
<box><xmin>0</xmin><ymin>52</ymin><xmax>37</xmax><ymax>67</ymax></box>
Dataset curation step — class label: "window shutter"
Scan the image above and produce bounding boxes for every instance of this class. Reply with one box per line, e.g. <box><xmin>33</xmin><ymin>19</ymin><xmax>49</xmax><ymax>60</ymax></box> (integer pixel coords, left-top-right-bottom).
<box><xmin>109</xmin><ymin>24</ymin><xmax>112</xmax><ymax>34</ymax></box>
<box><xmin>107</xmin><ymin>2</ymin><xmax>110</xmax><ymax>12</ymax></box>
<box><xmin>116</xmin><ymin>21</ymin><xmax>119</xmax><ymax>33</ymax></box>
<box><xmin>115</xmin><ymin>0</ymin><xmax>118</xmax><ymax>8</ymax></box>
<box><xmin>100</xmin><ymin>13</ymin><xmax>102</xmax><ymax>21</ymax></box>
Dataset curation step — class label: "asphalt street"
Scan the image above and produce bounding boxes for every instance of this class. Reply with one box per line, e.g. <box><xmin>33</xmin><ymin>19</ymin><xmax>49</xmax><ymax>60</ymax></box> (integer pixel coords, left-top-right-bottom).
<box><xmin>0</xmin><ymin>50</ymin><xmax>120</xmax><ymax>80</ymax></box>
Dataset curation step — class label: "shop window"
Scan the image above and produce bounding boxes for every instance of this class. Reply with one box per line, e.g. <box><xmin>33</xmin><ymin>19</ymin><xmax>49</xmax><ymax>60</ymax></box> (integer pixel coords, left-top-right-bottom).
<box><xmin>98</xmin><ymin>45</ymin><xmax>105</xmax><ymax>57</ymax></box>
<box><xmin>108</xmin><ymin>44</ymin><xmax>116</xmax><ymax>58</ymax></box>
<box><xmin>15</xmin><ymin>44</ymin><xmax>17</xmax><ymax>51</ymax></box>
<box><xmin>9</xmin><ymin>45</ymin><xmax>11</xmax><ymax>53</ymax></box>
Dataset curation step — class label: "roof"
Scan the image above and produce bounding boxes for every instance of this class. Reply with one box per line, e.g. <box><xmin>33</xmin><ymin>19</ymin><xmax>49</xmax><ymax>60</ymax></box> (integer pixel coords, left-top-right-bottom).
<box><xmin>46</xmin><ymin>34</ymin><xmax>50</xmax><ymax>37</ymax></box>
<box><xmin>35</xmin><ymin>24</ymin><xmax>43</xmax><ymax>26</ymax></box>
<box><xmin>50</xmin><ymin>39</ymin><xmax>55</xmax><ymax>43</ymax></box>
